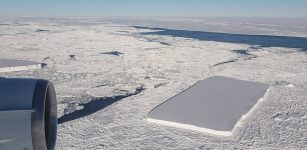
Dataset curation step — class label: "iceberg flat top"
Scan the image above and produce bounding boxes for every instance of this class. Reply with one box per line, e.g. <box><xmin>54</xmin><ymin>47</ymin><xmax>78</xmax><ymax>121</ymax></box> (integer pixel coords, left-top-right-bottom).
<box><xmin>148</xmin><ymin>76</ymin><xmax>269</xmax><ymax>133</ymax></box>
<box><xmin>0</xmin><ymin>59</ymin><xmax>40</xmax><ymax>68</ymax></box>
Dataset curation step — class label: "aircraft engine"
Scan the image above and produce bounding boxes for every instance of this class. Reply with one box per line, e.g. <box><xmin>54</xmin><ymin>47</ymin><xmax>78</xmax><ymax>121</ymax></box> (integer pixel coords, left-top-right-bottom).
<box><xmin>0</xmin><ymin>78</ymin><xmax>57</xmax><ymax>150</ymax></box>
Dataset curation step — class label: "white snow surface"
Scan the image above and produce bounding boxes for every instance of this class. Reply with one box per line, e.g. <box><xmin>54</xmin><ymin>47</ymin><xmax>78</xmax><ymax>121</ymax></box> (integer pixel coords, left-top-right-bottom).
<box><xmin>0</xmin><ymin>17</ymin><xmax>307</xmax><ymax>150</ymax></box>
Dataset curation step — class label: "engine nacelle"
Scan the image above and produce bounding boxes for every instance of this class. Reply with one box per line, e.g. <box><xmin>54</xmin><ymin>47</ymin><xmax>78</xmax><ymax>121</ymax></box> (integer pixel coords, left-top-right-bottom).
<box><xmin>0</xmin><ymin>78</ymin><xmax>57</xmax><ymax>150</ymax></box>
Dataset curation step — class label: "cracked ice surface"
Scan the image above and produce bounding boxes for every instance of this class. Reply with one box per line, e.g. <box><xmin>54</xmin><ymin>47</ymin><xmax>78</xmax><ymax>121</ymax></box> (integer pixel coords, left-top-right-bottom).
<box><xmin>0</xmin><ymin>18</ymin><xmax>306</xmax><ymax>149</ymax></box>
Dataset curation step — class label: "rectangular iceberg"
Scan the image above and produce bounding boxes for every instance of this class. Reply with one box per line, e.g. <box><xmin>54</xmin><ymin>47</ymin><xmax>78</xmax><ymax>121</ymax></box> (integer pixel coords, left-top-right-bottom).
<box><xmin>147</xmin><ymin>76</ymin><xmax>269</xmax><ymax>136</ymax></box>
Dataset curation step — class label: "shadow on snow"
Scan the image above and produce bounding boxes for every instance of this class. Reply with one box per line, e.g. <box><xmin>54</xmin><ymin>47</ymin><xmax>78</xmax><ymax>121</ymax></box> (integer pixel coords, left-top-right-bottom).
<box><xmin>58</xmin><ymin>86</ymin><xmax>144</xmax><ymax>124</ymax></box>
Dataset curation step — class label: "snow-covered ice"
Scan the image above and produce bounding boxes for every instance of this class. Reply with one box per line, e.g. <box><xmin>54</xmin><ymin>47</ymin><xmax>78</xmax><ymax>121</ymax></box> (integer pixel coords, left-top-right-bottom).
<box><xmin>0</xmin><ymin>17</ymin><xmax>306</xmax><ymax>149</ymax></box>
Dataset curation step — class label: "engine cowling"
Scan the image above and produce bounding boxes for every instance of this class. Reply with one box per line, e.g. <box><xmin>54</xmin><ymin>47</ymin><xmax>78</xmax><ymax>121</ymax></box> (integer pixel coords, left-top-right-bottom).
<box><xmin>0</xmin><ymin>78</ymin><xmax>57</xmax><ymax>150</ymax></box>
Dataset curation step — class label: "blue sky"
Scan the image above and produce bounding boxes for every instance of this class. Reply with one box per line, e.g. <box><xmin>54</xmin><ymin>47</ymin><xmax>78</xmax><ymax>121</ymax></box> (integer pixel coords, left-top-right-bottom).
<box><xmin>0</xmin><ymin>0</ymin><xmax>306</xmax><ymax>17</ymax></box>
